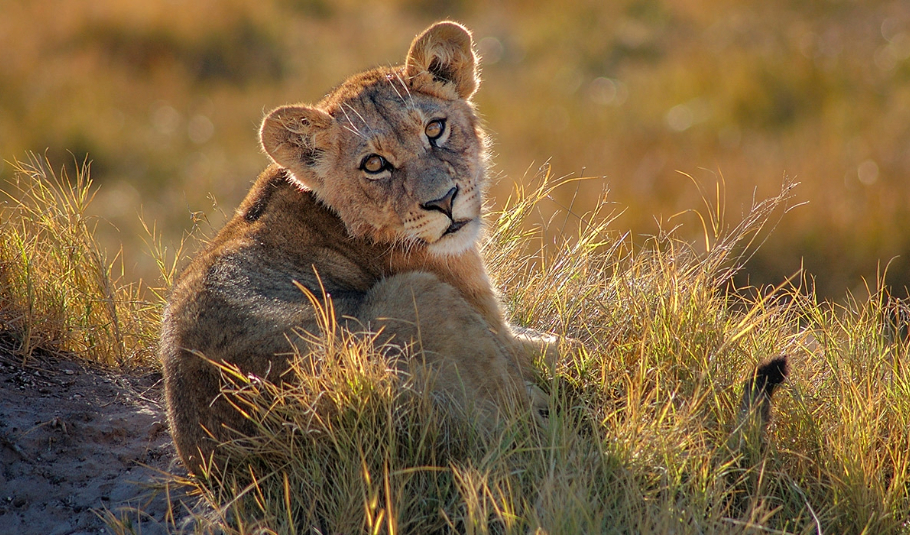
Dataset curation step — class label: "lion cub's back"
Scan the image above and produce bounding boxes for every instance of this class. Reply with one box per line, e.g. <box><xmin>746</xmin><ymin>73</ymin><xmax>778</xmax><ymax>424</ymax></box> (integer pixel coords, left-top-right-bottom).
<box><xmin>162</xmin><ymin>167</ymin><xmax>384</xmax><ymax>369</ymax></box>
<box><xmin>159</xmin><ymin>167</ymin><xmax>387</xmax><ymax>470</ymax></box>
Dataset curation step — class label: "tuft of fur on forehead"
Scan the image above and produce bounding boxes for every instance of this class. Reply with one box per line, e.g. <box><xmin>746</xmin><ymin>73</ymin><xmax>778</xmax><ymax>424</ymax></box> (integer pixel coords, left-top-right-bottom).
<box><xmin>318</xmin><ymin>68</ymin><xmax>412</xmax><ymax>113</ymax></box>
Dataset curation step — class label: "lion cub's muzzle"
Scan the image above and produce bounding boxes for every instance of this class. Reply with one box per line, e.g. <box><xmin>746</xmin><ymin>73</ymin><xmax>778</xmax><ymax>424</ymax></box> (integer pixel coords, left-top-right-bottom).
<box><xmin>421</xmin><ymin>185</ymin><xmax>471</xmax><ymax>236</ymax></box>
<box><xmin>421</xmin><ymin>185</ymin><xmax>458</xmax><ymax>218</ymax></box>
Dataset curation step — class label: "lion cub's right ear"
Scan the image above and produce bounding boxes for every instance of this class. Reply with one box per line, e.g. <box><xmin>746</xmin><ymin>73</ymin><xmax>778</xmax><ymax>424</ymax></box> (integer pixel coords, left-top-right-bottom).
<box><xmin>260</xmin><ymin>105</ymin><xmax>334</xmax><ymax>189</ymax></box>
<box><xmin>406</xmin><ymin>21</ymin><xmax>479</xmax><ymax>100</ymax></box>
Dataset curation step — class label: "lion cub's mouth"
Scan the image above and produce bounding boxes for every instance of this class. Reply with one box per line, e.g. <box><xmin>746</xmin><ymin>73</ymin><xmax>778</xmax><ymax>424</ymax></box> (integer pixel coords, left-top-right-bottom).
<box><xmin>443</xmin><ymin>218</ymin><xmax>472</xmax><ymax>236</ymax></box>
<box><xmin>426</xmin><ymin>217</ymin><xmax>480</xmax><ymax>256</ymax></box>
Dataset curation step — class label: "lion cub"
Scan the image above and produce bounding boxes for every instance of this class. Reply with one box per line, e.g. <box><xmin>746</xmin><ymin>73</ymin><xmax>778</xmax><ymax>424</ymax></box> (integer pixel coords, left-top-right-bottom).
<box><xmin>160</xmin><ymin>21</ymin><xmax>554</xmax><ymax>474</ymax></box>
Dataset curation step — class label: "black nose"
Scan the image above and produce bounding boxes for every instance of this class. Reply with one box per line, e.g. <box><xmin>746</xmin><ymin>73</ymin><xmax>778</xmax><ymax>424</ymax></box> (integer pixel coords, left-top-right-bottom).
<box><xmin>421</xmin><ymin>186</ymin><xmax>457</xmax><ymax>218</ymax></box>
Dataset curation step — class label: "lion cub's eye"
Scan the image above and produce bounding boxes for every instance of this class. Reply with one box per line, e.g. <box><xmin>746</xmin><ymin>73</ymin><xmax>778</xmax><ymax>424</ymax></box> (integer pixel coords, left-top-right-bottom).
<box><xmin>360</xmin><ymin>154</ymin><xmax>388</xmax><ymax>174</ymax></box>
<box><xmin>425</xmin><ymin>119</ymin><xmax>446</xmax><ymax>141</ymax></box>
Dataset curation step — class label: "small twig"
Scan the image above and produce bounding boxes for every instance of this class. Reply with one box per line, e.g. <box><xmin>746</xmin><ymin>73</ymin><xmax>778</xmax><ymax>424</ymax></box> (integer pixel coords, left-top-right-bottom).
<box><xmin>0</xmin><ymin>432</ymin><xmax>28</xmax><ymax>460</ymax></box>
<box><xmin>19</xmin><ymin>416</ymin><xmax>67</xmax><ymax>437</ymax></box>
<box><xmin>788</xmin><ymin>479</ymin><xmax>823</xmax><ymax>535</ymax></box>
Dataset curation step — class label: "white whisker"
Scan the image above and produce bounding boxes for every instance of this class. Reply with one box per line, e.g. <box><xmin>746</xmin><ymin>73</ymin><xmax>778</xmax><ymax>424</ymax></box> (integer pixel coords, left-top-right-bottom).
<box><xmin>338</xmin><ymin>105</ymin><xmax>364</xmax><ymax>138</ymax></box>
<box><xmin>394</xmin><ymin>71</ymin><xmax>415</xmax><ymax>106</ymax></box>
<box><xmin>386</xmin><ymin>71</ymin><xmax>409</xmax><ymax>107</ymax></box>
<box><xmin>342</xmin><ymin>125</ymin><xmax>364</xmax><ymax>138</ymax></box>
<box><xmin>345</xmin><ymin>102</ymin><xmax>372</xmax><ymax>133</ymax></box>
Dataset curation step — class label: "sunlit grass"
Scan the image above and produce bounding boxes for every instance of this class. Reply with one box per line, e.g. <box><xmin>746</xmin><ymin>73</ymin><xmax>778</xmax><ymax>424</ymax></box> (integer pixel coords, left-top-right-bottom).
<box><xmin>0</xmin><ymin>154</ymin><xmax>158</xmax><ymax>366</ymax></box>
<box><xmin>2</xmin><ymin>158</ymin><xmax>907</xmax><ymax>532</ymax></box>
<box><xmin>98</xmin><ymin>169</ymin><xmax>904</xmax><ymax>534</ymax></box>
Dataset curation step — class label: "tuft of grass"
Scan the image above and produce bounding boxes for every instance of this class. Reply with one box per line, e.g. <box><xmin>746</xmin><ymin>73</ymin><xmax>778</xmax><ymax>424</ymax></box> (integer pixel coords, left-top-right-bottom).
<box><xmin>0</xmin><ymin>153</ymin><xmax>159</xmax><ymax>366</ymax></box>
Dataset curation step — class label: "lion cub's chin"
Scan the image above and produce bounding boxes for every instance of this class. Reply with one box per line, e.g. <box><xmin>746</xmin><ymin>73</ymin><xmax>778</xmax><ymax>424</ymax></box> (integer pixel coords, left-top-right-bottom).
<box><xmin>426</xmin><ymin>218</ymin><xmax>481</xmax><ymax>257</ymax></box>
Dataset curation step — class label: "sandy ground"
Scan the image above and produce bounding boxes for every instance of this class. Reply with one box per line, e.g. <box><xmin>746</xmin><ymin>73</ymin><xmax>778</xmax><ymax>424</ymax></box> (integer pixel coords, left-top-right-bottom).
<box><xmin>0</xmin><ymin>341</ymin><xmax>192</xmax><ymax>535</ymax></box>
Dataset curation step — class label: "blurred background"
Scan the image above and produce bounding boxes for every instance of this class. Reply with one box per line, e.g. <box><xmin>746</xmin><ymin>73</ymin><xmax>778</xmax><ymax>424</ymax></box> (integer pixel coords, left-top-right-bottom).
<box><xmin>1</xmin><ymin>0</ymin><xmax>908</xmax><ymax>300</ymax></box>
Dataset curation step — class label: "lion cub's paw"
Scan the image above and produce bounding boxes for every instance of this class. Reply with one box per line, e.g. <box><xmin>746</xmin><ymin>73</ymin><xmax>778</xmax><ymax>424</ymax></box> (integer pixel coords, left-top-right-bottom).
<box><xmin>526</xmin><ymin>381</ymin><xmax>550</xmax><ymax>425</ymax></box>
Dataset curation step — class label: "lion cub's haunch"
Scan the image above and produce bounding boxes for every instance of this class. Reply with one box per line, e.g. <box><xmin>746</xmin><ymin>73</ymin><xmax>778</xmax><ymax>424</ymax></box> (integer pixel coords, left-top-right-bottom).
<box><xmin>160</xmin><ymin>21</ymin><xmax>553</xmax><ymax>474</ymax></box>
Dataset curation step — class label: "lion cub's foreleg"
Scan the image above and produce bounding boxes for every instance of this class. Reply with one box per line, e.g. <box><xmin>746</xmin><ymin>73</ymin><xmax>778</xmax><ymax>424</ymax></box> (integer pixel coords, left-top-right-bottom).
<box><xmin>357</xmin><ymin>272</ymin><xmax>541</xmax><ymax>422</ymax></box>
<box><xmin>510</xmin><ymin>326</ymin><xmax>560</xmax><ymax>371</ymax></box>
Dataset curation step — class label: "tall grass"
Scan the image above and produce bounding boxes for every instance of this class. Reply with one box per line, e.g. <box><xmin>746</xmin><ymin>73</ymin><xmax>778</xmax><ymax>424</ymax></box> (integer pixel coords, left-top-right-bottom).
<box><xmin>157</xmin><ymin>171</ymin><xmax>909</xmax><ymax>534</ymax></box>
<box><xmin>0</xmin><ymin>154</ymin><xmax>158</xmax><ymax>366</ymax></box>
<box><xmin>2</xmin><ymin>160</ymin><xmax>905</xmax><ymax>532</ymax></box>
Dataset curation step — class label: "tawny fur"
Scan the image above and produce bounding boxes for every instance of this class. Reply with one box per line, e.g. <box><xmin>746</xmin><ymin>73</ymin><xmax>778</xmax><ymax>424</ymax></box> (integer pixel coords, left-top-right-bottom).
<box><xmin>160</xmin><ymin>21</ymin><xmax>554</xmax><ymax>475</ymax></box>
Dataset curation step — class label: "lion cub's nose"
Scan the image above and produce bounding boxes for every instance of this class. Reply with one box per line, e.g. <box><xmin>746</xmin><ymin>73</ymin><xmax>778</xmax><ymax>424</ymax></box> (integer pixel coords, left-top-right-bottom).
<box><xmin>421</xmin><ymin>186</ymin><xmax>458</xmax><ymax>218</ymax></box>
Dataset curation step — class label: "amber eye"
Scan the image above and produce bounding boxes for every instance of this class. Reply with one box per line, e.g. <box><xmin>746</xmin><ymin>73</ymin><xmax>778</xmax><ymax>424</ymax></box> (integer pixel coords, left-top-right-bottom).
<box><xmin>425</xmin><ymin>119</ymin><xmax>445</xmax><ymax>140</ymax></box>
<box><xmin>361</xmin><ymin>154</ymin><xmax>387</xmax><ymax>174</ymax></box>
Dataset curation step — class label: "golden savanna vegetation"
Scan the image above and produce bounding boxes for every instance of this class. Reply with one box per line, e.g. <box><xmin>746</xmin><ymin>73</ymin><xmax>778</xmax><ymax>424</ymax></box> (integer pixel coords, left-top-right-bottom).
<box><xmin>2</xmin><ymin>0</ymin><xmax>908</xmax><ymax>297</ymax></box>
<box><xmin>6</xmin><ymin>155</ymin><xmax>909</xmax><ymax>533</ymax></box>
<box><xmin>2</xmin><ymin>1</ymin><xmax>910</xmax><ymax>533</ymax></box>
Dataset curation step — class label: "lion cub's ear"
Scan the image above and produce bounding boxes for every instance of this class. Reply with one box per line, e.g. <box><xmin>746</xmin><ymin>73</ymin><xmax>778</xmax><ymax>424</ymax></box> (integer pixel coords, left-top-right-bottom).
<box><xmin>405</xmin><ymin>21</ymin><xmax>479</xmax><ymax>100</ymax></box>
<box><xmin>260</xmin><ymin>105</ymin><xmax>334</xmax><ymax>188</ymax></box>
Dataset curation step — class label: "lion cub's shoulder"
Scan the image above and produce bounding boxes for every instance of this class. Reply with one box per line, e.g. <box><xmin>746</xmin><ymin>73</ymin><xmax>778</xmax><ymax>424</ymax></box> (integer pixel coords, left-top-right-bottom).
<box><xmin>167</xmin><ymin>166</ymin><xmax>387</xmax><ymax>324</ymax></box>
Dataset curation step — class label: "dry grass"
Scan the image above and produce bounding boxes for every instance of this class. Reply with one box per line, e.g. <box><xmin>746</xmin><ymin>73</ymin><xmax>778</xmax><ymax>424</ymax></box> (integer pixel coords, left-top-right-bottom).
<box><xmin>0</xmin><ymin>154</ymin><xmax>159</xmax><ymax>366</ymax></box>
<box><xmin>2</xmin><ymin>160</ymin><xmax>907</xmax><ymax>533</ymax></box>
<box><xmin>136</xmin><ymin>171</ymin><xmax>904</xmax><ymax>534</ymax></box>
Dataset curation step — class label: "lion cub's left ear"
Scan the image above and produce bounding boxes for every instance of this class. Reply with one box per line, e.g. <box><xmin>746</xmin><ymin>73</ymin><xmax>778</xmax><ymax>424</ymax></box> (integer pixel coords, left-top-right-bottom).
<box><xmin>405</xmin><ymin>21</ymin><xmax>479</xmax><ymax>100</ymax></box>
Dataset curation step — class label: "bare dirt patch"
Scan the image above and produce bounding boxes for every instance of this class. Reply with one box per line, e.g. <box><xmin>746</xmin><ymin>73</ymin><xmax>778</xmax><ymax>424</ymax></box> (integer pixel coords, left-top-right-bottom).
<box><xmin>0</xmin><ymin>341</ymin><xmax>191</xmax><ymax>534</ymax></box>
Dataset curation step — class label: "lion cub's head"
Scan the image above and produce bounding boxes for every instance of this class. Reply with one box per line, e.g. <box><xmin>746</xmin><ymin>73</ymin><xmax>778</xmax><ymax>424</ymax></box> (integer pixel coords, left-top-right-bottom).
<box><xmin>260</xmin><ymin>21</ymin><xmax>487</xmax><ymax>257</ymax></box>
